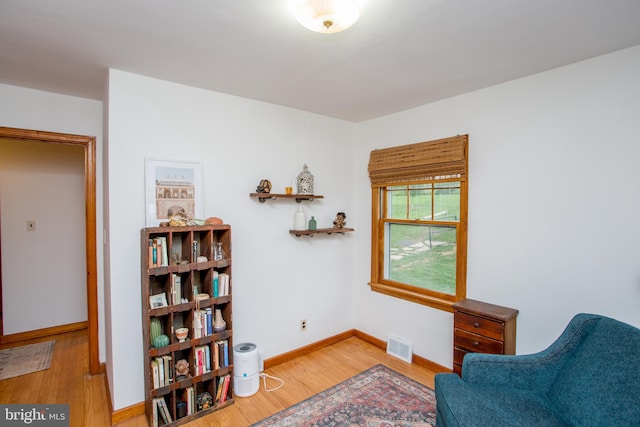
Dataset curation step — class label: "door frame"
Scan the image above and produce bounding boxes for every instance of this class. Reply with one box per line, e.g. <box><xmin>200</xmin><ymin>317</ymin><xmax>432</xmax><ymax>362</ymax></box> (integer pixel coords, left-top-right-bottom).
<box><xmin>0</xmin><ymin>126</ymin><xmax>100</xmax><ymax>375</ymax></box>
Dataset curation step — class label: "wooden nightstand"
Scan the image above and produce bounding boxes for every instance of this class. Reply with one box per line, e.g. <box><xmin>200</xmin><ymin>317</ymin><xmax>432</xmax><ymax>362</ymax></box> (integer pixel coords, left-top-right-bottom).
<box><xmin>452</xmin><ymin>299</ymin><xmax>518</xmax><ymax>376</ymax></box>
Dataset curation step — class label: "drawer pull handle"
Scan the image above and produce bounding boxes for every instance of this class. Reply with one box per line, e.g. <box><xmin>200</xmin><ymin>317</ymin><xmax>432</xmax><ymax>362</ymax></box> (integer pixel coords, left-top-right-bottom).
<box><xmin>474</xmin><ymin>322</ymin><xmax>480</xmax><ymax>328</ymax></box>
<box><xmin>473</xmin><ymin>341</ymin><xmax>479</xmax><ymax>347</ymax></box>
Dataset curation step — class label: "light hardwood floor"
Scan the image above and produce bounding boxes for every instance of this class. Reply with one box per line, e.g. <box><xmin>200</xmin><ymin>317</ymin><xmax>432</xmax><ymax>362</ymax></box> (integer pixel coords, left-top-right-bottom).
<box><xmin>0</xmin><ymin>329</ymin><xmax>112</xmax><ymax>427</ymax></box>
<box><xmin>1</xmin><ymin>330</ymin><xmax>441</xmax><ymax>426</ymax></box>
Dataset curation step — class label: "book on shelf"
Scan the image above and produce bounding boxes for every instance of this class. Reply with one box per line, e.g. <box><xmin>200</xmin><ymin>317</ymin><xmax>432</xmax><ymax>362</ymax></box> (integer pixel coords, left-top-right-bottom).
<box><xmin>195</xmin><ymin>347</ymin><xmax>202</xmax><ymax>376</ymax></box>
<box><xmin>213</xmin><ymin>271</ymin><xmax>219</xmax><ymax>298</ymax></box>
<box><xmin>215</xmin><ymin>375</ymin><xmax>225</xmax><ymax>403</ymax></box>
<box><xmin>171</xmin><ymin>274</ymin><xmax>182</xmax><ymax>305</ymax></box>
<box><xmin>153</xmin><ymin>397</ymin><xmax>166</xmax><ymax>424</ymax></box>
<box><xmin>155</xmin><ymin>356</ymin><xmax>165</xmax><ymax>386</ymax></box>
<box><xmin>152</xmin><ymin>396</ymin><xmax>158</xmax><ymax>427</ymax></box>
<box><xmin>219</xmin><ymin>374</ymin><xmax>231</xmax><ymax>403</ymax></box>
<box><xmin>159</xmin><ymin>237</ymin><xmax>168</xmax><ymax>267</ymax></box>
<box><xmin>153</xmin><ymin>397</ymin><xmax>173</xmax><ymax>424</ymax></box>
<box><xmin>152</xmin><ymin>240</ymin><xmax>157</xmax><ymax>267</ymax></box>
<box><xmin>223</xmin><ymin>340</ymin><xmax>229</xmax><ymax>367</ymax></box>
<box><xmin>206</xmin><ymin>307</ymin><xmax>212</xmax><ymax>336</ymax></box>
<box><xmin>148</xmin><ymin>240</ymin><xmax>154</xmax><ymax>269</ymax></box>
<box><xmin>213</xmin><ymin>341</ymin><xmax>219</xmax><ymax>370</ymax></box>
<box><xmin>163</xmin><ymin>355</ymin><xmax>173</xmax><ymax>385</ymax></box>
<box><xmin>151</xmin><ymin>360</ymin><xmax>160</xmax><ymax>389</ymax></box>
<box><xmin>205</xmin><ymin>345</ymin><xmax>211</xmax><ymax>371</ymax></box>
<box><xmin>156</xmin><ymin>238</ymin><xmax>162</xmax><ymax>267</ymax></box>
<box><xmin>195</xmin><ymin>345</ymin><xmax>211</xmax><ymax>376</ymax></box>
<box><xmin>219</xmin><ymin>273</ymin><xmax>230</xmax><ymax>297</ymax></box>
<box><xmin>161</xmin><ymin>396</ymin><xmax>173</xmax><ymax>424</ymax></box>
<box><xmin>193</xmin><ymin>310</ymin><xmax>203</xmax><ymax>339</ymax></box>
<box><xmin>183</xmin><ymin>386</ymin><xmax>195</xmax><ymax>416</ymax></box>
<box><xmin>215</xmin><ymin>340</ymin><xmax>229</xmax><ymax>368</ymax></box>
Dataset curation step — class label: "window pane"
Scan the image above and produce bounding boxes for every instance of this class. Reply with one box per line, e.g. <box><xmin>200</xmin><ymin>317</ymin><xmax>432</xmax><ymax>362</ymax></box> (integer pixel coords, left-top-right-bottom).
<box><xmin>385</xmin><ymin>223</ymin><xmax>457</xmax><ymax>295</ymax></box>
<box><xmin>386</xmin><ymin>186</ymin><xmax>407</xmax><ymax>219</ymax></box>
<box><xmin>434</xmin><ymin>182</ymin><xmax>460</xmax><ymax>222</ymax></box>
<box><xmin>409</xmin><ymin>184</ymin><xmax>432</xmax><ymax>220</ymax></box>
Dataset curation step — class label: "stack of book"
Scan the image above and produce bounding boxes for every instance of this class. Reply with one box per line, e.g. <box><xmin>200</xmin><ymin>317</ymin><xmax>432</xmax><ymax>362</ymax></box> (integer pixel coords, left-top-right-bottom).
<box><xmin>170</xmin><ymin>274</ymin><xmax>182</xmax><ymax>304</ymax></box>
<box><xmin>183</xmin><ymin>386</ymin><xmax>195</xmax><ymax>416</ymax></box>
<box><xmin>194</xmin><ymin>345</ymin><xmax>211</xmax><ymax>375</ymax></box>
<box><xmin>215</xmin><ymin>374</ymin><xmax>231</xmax><ymax>404</ymax></box>
<box><xmin>213</xmin><ymin>272</ymin><xmax>230</xmax><ymax>297</ymax></box>
<box><xmin>215</xmin><ymin>340</ymin><xmax>229</xmax><ymax>368</ymax></box>
<box><xmin>151</xmin><ymin>355</ymin><xmax>173</xmax><ymax>389</ymax></box>
<box><xmin>152</xmin><ymin>396</ymin><xmax>172</xmax><ymax>426</ymax></box>
<box><xmin>148</xmin><ymin>237</ymin><xmax>168</xmax><ymax>268</ymax></box>
<box><xmin>193</xmin><ymin>308</ymin><xmax>213</xmax><ymax>338</ymax></box>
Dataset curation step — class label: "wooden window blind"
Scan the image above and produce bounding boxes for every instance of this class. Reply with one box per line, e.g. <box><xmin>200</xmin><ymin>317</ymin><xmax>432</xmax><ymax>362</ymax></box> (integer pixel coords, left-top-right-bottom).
<box><xmin>368</xmin><ymin>134</ymin><xmax>468</xmax><ymax>186</ymax></box>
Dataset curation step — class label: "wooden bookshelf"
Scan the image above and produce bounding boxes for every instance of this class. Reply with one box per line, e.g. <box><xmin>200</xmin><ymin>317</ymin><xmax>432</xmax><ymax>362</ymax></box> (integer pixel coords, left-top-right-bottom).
<box><xmin>141</xmin><ymin>225</ymin><xmax>234</xmax><ymax>426</ymax></box>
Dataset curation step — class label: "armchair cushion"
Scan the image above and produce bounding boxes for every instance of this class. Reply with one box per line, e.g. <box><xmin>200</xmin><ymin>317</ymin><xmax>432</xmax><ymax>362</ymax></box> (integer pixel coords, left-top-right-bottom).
<box><xmin>435</xmin><ymin>313</ymin><xmax>640</xmax><ymax>427</ymax></box>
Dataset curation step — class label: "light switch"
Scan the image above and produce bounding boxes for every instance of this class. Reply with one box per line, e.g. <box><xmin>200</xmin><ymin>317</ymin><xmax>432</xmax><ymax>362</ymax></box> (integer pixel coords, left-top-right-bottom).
<box><xmin>27</xmin><ymin>220</ymin><xmax>36</xmax><ymax>231</ymax></box>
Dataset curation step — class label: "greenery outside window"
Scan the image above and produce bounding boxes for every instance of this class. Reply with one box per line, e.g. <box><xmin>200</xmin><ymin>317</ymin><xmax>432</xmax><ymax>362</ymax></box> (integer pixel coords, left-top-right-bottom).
<box><xmin>368</xmin><ymin>135</ymin><xmax>468</xmax><ymax>311</ymax></box>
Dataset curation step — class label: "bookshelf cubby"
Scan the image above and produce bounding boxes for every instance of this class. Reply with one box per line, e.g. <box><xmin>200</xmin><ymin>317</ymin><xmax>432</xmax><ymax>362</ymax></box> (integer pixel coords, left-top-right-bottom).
<box><xmin>141</xmin><ymin>225</ymin><xmax>234</xmax><ymax>426</ymax></box>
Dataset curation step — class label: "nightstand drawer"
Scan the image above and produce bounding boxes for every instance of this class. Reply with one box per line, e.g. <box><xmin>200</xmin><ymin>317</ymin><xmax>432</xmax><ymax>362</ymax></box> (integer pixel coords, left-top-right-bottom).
<box><xmin>455</xmin><ymin>311</ymin><xmax>504</xmax><ymax>341</ymax></box>
<box><xmin>454</xmin><ymin>328</ymin><xmax>504</xmax><ymax>354</ymax></box>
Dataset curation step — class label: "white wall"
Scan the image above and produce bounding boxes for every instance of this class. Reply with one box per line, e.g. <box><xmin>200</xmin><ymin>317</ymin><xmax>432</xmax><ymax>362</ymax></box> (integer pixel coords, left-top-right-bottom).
<box><xmin>0</xmin><ymin>84</ymin><xmax>106</xmax><ymax>359</ymax></box>
<box><xmin>105</xmin><ymin>69</ymin><xmax>356</xmax><ymax>409</ymax></box>
<box><xmin>353</xmin><ymin>45</ymin><xmax>640</xmax><ymax>368</ymax></box>
<box><xmin>0</xmin><ymin>140</ymin><xmax>86</xmax><ymax>333</ymax></box>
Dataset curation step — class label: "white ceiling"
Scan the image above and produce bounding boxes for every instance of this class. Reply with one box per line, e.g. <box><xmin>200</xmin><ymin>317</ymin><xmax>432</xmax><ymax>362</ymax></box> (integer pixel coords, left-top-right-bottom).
<box><xmin>1</xmin><ymin>0</ymin><xmax>640</xmax><ymax>122</ymax></box>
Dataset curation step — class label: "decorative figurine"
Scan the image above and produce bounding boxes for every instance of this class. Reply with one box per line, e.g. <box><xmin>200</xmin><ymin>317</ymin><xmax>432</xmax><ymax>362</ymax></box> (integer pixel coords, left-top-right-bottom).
<box><xmin>256</xmin><ymin>179</ymin><xmax>272</xmax><ymax>193</ymax></box>
<box><xmin>175</xmin><ymin>359</ymin><xmax>190</xmax><ymax>380</ymax></box>
<box><xmin>197</xmin><ymin>391</ymin><xmax>214</xmax><ymax>411</ymax></box>
<box><xmin>333</xmin><ymin>212</ymin><xmax>347</xmax><ymax>229</ymax></box>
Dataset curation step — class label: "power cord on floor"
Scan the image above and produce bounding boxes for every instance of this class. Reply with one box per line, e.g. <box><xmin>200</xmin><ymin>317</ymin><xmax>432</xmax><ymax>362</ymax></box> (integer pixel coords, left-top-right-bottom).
<box><xmin>259</xmin><ymin>372</ymin><xmax>285</xmax><ymax>392</ymax></box>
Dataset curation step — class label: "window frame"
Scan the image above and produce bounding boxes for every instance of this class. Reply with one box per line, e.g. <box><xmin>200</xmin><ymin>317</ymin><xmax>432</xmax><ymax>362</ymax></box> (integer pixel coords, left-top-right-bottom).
<box><xmin>368</xmin><ymin>136</ymin><xmax>468</xmax><ymax>312</ymax></box>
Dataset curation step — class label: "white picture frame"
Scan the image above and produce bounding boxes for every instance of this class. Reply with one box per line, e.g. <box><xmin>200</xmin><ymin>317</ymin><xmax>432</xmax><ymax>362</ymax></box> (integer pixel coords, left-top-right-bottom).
<box><xmin>145</xmin><ymin>158</ymin><xmax>204</xmax><ymax>227</ymax></box>
<box><xmin>150</xmin><ymin>292</ymin><xmax>169</xmax><ymax>308</ymax></box>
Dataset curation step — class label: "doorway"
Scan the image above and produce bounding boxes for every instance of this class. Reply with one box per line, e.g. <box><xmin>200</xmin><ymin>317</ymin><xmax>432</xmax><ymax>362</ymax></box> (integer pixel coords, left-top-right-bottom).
<box><xmin>0</xmin><ymin>126</ymin><xmax>99</xmax><ymax>375</ymax></box>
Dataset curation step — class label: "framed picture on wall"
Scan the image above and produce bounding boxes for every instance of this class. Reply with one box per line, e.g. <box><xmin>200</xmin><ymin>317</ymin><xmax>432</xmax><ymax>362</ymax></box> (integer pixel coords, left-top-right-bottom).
<box><xmin>145</xmin><ymin>158</ymin><xmax>204</xmax><ymax>227</ymax></box>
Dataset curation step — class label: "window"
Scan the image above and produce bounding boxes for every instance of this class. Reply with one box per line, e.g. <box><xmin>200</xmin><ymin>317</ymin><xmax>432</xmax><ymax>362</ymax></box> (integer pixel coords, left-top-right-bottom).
<box><xmin>368</xmin><ymin>135</ymin><xmax>468</xmax><ymax>311</ymax></box>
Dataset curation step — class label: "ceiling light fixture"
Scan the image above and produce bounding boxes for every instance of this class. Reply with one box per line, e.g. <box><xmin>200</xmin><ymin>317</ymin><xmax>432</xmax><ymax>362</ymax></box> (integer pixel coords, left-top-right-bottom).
<box><xmin>289</xmin><ymin>0</ymin><xmax>364</xmax><ymax>34</ymax></box>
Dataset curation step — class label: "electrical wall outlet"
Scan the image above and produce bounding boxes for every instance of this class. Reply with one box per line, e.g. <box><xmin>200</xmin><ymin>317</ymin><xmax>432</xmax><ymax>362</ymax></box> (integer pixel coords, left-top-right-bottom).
<box><xmin>300</xmin><ymin>319</ymin><xmax>307</xmax><ymax>332</ymax></box>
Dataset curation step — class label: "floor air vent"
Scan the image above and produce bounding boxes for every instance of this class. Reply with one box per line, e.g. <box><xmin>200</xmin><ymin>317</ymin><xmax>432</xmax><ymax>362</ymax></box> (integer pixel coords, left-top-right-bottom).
<box><xmin>386</xmin><ymin>335</ymin><xmax>413</xmax><ymax>363</ymax></box>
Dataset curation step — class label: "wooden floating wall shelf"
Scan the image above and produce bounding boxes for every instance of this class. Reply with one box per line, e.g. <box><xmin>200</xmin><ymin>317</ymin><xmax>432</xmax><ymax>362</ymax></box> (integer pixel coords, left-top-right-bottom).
<box><xmin>250</xmin><ymin>193</ymin><xmax>324</xmax><ymax>203</ymax></box>
<box><xmin>290</xmin><ymin>227</ymin><xmax>354</xmax><ymax>237</ymax></box>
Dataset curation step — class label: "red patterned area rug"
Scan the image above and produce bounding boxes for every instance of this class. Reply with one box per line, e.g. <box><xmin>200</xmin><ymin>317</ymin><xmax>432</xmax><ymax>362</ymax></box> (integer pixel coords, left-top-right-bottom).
<box><xmin>251</xmin><ymin>364</ymin><xmax>436</xmax><ymax>427</ymax></box>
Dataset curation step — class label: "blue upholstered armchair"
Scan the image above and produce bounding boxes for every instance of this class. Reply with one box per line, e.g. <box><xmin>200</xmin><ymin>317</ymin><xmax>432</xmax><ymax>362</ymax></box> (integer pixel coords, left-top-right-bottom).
<box><xmin>435</xmin><ymin>313</ymin><xmax>640</xmax><ymax>426</ymax></box>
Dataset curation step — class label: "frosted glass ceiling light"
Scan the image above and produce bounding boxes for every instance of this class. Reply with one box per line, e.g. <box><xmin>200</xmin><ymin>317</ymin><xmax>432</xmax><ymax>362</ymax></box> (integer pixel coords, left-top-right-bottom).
<box><xmin>289</xmin><ymin>0</ymin><xmax>364</xmax><ymax>34</ymax></box>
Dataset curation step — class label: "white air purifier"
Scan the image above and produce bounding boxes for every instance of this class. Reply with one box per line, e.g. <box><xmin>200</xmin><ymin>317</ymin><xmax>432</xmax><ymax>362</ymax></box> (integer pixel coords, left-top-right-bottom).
<box><xmin>233</xmin><ymin>343</ymin><xmax>260</xmax><ymax>397</ymax></box>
